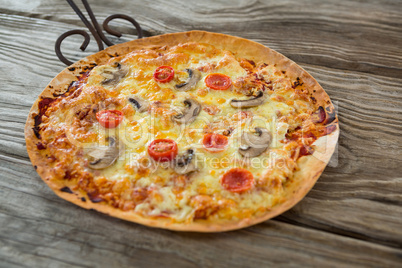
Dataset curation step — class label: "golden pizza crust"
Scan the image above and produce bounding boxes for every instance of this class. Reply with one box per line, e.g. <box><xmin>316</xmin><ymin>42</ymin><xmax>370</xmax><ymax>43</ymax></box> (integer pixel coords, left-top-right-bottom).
<box><xmin>25</xmin><ymin>31</ymin><xmax>339</xmax><ymax>232</ymax></box>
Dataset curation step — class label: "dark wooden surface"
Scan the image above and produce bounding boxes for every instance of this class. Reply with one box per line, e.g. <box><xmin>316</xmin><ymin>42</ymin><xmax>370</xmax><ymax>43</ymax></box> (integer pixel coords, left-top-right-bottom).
<box><xmin>1</xmin><ymin>0</ymin><xmax>401</xmax><ymax>267</ymax></box>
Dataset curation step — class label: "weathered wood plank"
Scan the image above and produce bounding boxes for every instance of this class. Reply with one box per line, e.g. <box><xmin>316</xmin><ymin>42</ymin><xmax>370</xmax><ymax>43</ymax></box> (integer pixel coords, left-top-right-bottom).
<box><xmin>0</xmin><ymin>0</ymin><xmax>402</xmax><ymax>266</ymax></box>
<box><xmin>1</xmin><ymin>13</ymin><xmax>402</xmax><ymax>244</ymax></box>
<box><xmin>1</xmin><ymin>183</ymin><xmax>401</xmax><ymax>267</ymax></box>
<box><xmin>2</xmin><ymin>0</ymin><xmax>401</xmax><ymax>78</ymax></box>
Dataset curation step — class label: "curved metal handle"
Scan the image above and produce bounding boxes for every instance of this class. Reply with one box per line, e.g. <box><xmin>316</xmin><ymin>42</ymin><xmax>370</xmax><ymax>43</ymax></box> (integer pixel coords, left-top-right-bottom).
<box><xmin>55</xmin><ymin>30</ymin><xmax>92</xmax><ymax>66</ymax></box>
<box><xmin>103</xmin><ymin>14</ymin><xmax>143</xmax><ymax>39</ymax></box>
<box><xmin>55</xmin><ymin>0</ymin><xmax>143</xmax><ymax>66</ymax></box>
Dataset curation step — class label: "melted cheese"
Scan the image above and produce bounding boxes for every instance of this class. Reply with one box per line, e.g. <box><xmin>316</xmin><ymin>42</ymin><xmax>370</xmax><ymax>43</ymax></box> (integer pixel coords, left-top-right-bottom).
<box><xmin>45</xmin><ymin>42</ymin><xmax>317</xmax><ymax>223</ymax></box>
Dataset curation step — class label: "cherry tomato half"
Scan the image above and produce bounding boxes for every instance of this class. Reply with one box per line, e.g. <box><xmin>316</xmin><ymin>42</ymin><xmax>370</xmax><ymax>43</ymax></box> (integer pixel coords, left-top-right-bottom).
<box><xmin>202</xmin><ymin>133</ymin><xmax>229</xmax><ymax>153</ymax></box>
<box><xmin>96</xmin><ymin>110</ymin><xmax>124</xmax><ymax>128</ymax></box>
<box><xmin>205</xmin><ymin>73</ymin><xmax>232</xmax><ymax>90</ymax></box>
<box><xmin>154</xmin><ymin>66</ymin><xmax>175</xmax><ymax>83</ymax></box>
<box><xmin>148</xmin><ymin>139</ymin><xmax>178</xmax><ymax>162</ymax></box>
<box><xmin>221</xmin><ymin>168</ymin><xmax>254</xmax><ymax>193</ymax></box>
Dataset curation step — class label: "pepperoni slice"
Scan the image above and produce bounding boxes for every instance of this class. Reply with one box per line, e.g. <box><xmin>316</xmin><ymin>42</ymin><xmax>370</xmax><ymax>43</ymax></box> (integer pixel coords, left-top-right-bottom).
<box><xmin>221</xmin><ymin>168</ymin><xmax>254</xmax><ymax>193</ymax></box>
<box><xmin>205</xmin><ymin>73</ymin><xmax>232</xmax><ymax>90</ymax></box>
<box><xmin>154</xmin><ymin>66</ymin><xmax>174</xmax><ymax>83</ymax></box>
<box><xmin>96</xmin><ymin>110</ymin><xmax>124</xmax><ymax>128</ymax></box>
<box><xmin>311</xmin><ymin>106</ymin><xmax>326</xmax><ymax>123</ymax></box>
<box><xmin>148</xmin><ymin>139</ymin><xmax>178</xmax><ymax>162</ymax></box>
<box><xmin>202</xmin><ymin>133</ymin><xmax>229</xmax><ymax>152</ymax></box>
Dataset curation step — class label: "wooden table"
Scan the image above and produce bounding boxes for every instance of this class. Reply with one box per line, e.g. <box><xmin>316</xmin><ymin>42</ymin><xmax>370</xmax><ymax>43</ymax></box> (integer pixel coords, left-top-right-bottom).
<box><xmin>1</xmin><ymin>0</ymin><xmax>401</xmax><ymax>266</ymax></box>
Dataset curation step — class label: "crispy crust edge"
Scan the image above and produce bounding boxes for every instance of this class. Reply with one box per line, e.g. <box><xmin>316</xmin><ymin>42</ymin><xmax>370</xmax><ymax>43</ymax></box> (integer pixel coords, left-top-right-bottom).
<box><xmin>25</xmin><ymin>30</ymin><xmax>339</xmax><ymax>232</ymax></box>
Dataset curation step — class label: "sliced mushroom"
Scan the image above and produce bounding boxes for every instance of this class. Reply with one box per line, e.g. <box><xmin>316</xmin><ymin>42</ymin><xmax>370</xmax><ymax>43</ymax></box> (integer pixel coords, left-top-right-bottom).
<box><xmin>128</xmin><ymin>96</ymin><xmax>148</xmax><ymax>113</ymax></box>
<box><xmin>239</xmin><ymin>127</ymin><xmax>272</xmax><ymax>157</ymax></box>
<box><xmin>87</xmin><ymin>137</ymin><xmax>123</xmax><ymax>169</ymax></box>
<box><xmin>230</xmin><ymin>90</ymin><xmax>265</xmax><ymax>108</ymax></box>
<box><xmin>100</xmin><ymin>62</ymin><xmax>128</xmax><ymax>86</ymax></box>
<box><xmin>175</xmin><ymin>69</ymin><xmax>201</xmax><ymax>91</ymax></box>
<box><xmin>174</xmin><ymin>149</ymin><xmax>197</xmax><ymax>174</ymax></box>
<box><xmin>172</xmin><ymin>99</ymin><xmax>201</xmax><ymax>124</ymax></box>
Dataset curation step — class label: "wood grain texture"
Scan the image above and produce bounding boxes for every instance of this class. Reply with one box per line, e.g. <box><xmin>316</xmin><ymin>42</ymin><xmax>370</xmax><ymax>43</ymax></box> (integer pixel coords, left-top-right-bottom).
<box><xmin>0</xmin><ymin>0</ymin><xmax>401</xmax><ymax>266</ymax></box>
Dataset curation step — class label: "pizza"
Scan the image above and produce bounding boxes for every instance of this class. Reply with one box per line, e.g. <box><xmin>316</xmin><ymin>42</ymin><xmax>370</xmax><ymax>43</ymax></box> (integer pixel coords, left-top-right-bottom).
<box><xmin>25</xmin><ymin>31</ymin><xmax>338</xmax><ymax>232</ymax></box>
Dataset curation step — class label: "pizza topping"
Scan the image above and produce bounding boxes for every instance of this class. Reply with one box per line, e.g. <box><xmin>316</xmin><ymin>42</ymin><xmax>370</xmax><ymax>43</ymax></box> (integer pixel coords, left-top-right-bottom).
<box><xmin>29</xmin><ymin>40</ymin><xmax>338</xmax><ymax>226</ymax></box>
<box><xmin>87</xmin><ymin>137</ymin><xmax>122</xmax><ymax>170</ymax></box>
<box><xmin>100</xmin><ymin>62</ymin><xmax>128</xmax><ymax>86</ymax></box>
<box><xmin>173</xmin><ymin>149</ymin><xmax>197</xmax><ymax>174</ymax></box>
<box><xmin>205</xmin><ymin>73</ymin><xmax>232</xmax><ymax>90</ymax></box>
<box><xmin>232</xmin><ymin>74</ymin><xmax>267</xmax><ymax>96</ymax></box>
<box><xmin>96</xmin><ymin>110</ymin><xmax>124</xmax><ymax>128</ymax></box>
<box><xmin>33</xmin><ymin>97</ymin><xmax>57</xmax><ymax>139</ymax></box>
<box><xmin>192</xmin><ymin>195</ymin><xmax>219</xmax><ymax>219</ymax></box>
<box><xmin>299</xmin><ymin>145</ymin><xmax>314</xmax><ymax>157</ymax></box>
<box><xmin>324</xmin><ymin>124</ymin><xmax>337</xmax><ymax>135</ymax></box>
<box><xmin>239</xmin><ymin>127</ymin><xmax>272</xmax><ymax>157</ymax></box>
<box><xmin>154</xmin><ymin>66</ymin><xmax>175</xmax><ymax>83</ymax></box>
<box><xmin>128</xmin><ymin>96</ymin><xmax>149</xmax><ymax>113</ymax></box>
<box><xmin>36</xmin><ymin>142</ymin><xmax>46</xmax><ymax>150</ymax></box>
<box><xmin>230</xmin><ymin>90</ymin><xmax>265</xmax><ymax>108</ymax></box>
<box><xmin>203</xmin><ymin>104</ymin><xmax>221</xmax><ymax>115</ymax></box>
<box><xmin>324</xmin><ymin>106</ymin><xmax>337</xmax><ymax>125</ymax></box>
<box><xmin>175</xmin><ymin>68</ymin><xmax>201</xmax><ymax>91</ymax></box>
<box><xmin>311</xmin><ymin>106</ymin><xmax>336</xmax><ymax>125</ymax></box>
<box><xmin>148</xmin><ymin>139</ymin><xmax>178</xmax><ymax>162</ymax></box>
<box><xmin>221</xmin><ymin>168</ymin><xmax>254</xmax><ymax>193</ymax></box>
<box><xmin>222</xmin><ymin>128</ymin><xmax>233</xmax><ymax>136</ymax></box>
<box><xmin>239</xmin><ymin>59</ymin><xmax>256</xmax><ymax>72</ymax></box>
<box><xmin>172</xmin><ymin>99</ymin><xmax>201</xmax><ymax>124</ymax></box>
<box><xmin>87</xmin><ymin>193</ymin><xmax>104</xmax><ymax>203</ymax></box>
<box><xmin>311</xmin><ymin>106</ymin><xmax>326</xmax><ymax>123</ymax></box>
<box><xmin>202</xmin><ymin>133</ymin><xmax>229</xmax><ymax>153</ymax></box>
